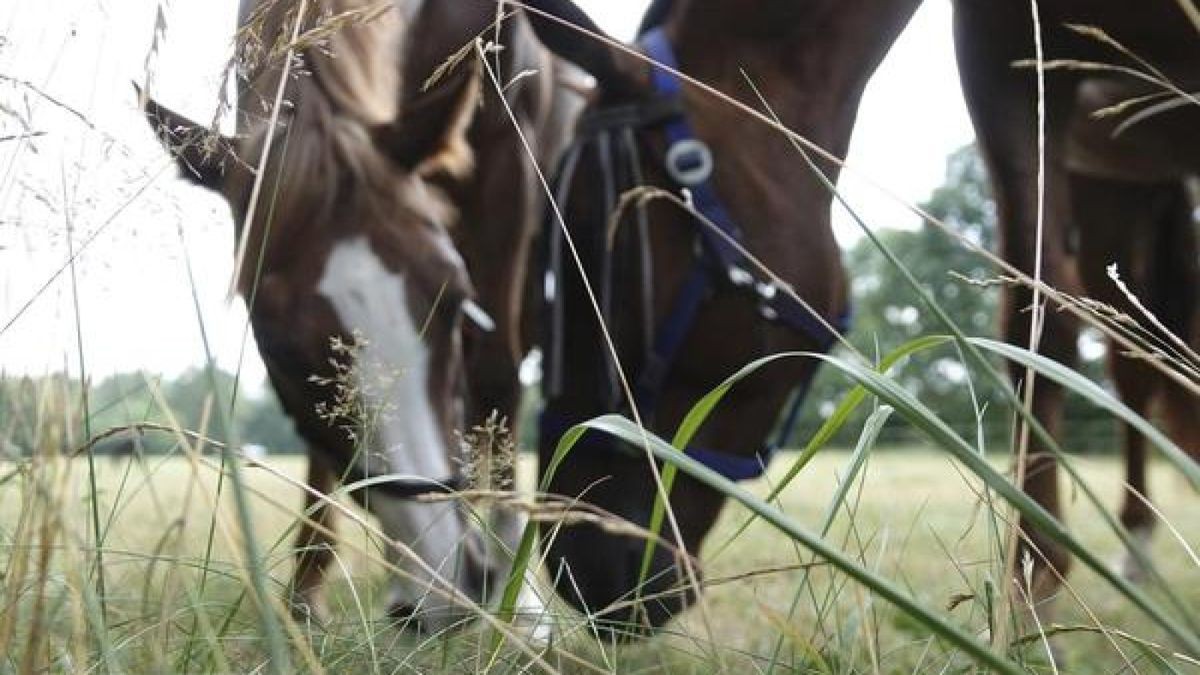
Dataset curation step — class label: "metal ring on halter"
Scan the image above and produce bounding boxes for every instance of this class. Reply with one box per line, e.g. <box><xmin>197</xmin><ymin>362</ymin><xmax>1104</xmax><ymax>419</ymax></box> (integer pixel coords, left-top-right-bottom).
<box><xmin>665</xmin><ymin>138</ymin><xmax>714</xmax><ymax>186</ymax></box>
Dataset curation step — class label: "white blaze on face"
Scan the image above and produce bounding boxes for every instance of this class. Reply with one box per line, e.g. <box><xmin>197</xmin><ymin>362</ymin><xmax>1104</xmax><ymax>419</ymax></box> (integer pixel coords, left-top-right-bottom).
<box><xmin>317</xmin><ymin>235</ymin><xmax>477</xmax><ymax>622</ymax></box>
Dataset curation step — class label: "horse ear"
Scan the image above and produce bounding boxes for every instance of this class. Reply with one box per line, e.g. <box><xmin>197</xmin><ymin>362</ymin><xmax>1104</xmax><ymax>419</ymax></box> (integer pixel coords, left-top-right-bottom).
<box><xmin>520</xmin><ymin>0</ymin><xmax>642</xmax><ymax>101</ymax></box>
<box><xmin>372</xmin><ymin>61</ymin><xmax>481</xmax><ymax>180</ymax></box>
<box><xmin>137</xmin><ymin>85</ymin><xmax>234</xmax><ymax>192</ymax></box>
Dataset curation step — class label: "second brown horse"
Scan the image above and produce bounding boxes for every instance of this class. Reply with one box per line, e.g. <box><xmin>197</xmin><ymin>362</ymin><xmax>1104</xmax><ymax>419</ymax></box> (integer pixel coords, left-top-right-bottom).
<box><xmin>953</xmin><ymin>0</ymin><xmax>1200</xmax><ymax>612</ymax></box>
<box><xmin>523</xmin><ymin>0</ymin><xmax>921</xmax><ymax>633</ymax></box>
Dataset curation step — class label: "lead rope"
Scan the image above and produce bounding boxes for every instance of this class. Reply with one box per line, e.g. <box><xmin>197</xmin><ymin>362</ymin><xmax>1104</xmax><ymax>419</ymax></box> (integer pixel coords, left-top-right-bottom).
<box><xmin>595</xmin><ymin>130</ymin><xmax>623</xmax><ymax>409</ymax></box>
<box><xmin>544</xmin><ymin>143</ymin><xmax>582</xmax><ymax>399</ymax></box>
<box><xmin>611</xmin><ymin>126</ymin><xmax>660</xmax><ymax>407</ymax></box>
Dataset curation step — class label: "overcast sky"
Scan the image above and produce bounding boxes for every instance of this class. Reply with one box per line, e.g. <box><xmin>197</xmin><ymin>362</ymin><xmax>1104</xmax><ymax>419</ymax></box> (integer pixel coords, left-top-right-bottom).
<box><xmin>0</xmin><ymin>0</ymin><xmax>973</xmax><ymax>386</ymax></box>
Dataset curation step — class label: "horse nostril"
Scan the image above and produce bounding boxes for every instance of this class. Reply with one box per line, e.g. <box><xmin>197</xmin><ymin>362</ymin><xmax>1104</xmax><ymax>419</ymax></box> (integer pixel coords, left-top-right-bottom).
<box><xmin>388</xmin><ymin>602</ymin><xmax>423</xmax><ymax>633</ymax></box>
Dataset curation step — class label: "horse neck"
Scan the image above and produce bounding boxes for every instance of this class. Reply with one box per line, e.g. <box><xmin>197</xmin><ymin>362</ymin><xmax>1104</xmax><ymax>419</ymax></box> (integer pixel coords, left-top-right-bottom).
<box><xmin>652</xmin><ymin>0</ymin><xmax>920</xmax><ymax>307</ymax></box>
<box><xmin>662</xmin><ymin>0</ymin><xmax>851</xmax><ymax>45</ymax></box>
<box><xmin>663</xmin><ymin>0</ymin><xmax>921</xmax><ymax>128</ymax></box>
<box><xmin>400</xmin><ymin>5</ymin><xmax>549</xmax><ymax>149</ymax></box>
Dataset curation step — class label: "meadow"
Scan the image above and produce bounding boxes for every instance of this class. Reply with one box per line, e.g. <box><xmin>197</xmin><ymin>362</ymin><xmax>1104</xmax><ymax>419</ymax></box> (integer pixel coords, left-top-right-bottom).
<box><xmin>4</xmin><ymin>1</ymin><xmax>1199</xmax><ymax>673</ymax></box>
<box><xmin>1</xmin><ymin>447</ymin><xmax>1195</xmax><ymax>673</ymax></box>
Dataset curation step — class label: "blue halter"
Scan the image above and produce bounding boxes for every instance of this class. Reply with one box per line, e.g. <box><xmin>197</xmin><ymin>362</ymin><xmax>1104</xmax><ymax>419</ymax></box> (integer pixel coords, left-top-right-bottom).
<box><xmin>636</xmin><ymin>28</ymin><xmax>849</xmax><ymax>475</ymax></box>
<box><xmin>540</xmin><ymin>28</ymin><xmax>851</xmax><ymax>483</ymax></box>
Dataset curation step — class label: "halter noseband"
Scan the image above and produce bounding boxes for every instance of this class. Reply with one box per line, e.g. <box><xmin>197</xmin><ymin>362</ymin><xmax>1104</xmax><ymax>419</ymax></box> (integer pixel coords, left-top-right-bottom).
<box><xmin>333</xmin><ymin>458</ymin><xmax>466</xmax><ymax>499</ymax></box>
<box><xmin>542</xmin><ymin>28</ymin><xmax>852</xmax><ymax>482</ymax></box>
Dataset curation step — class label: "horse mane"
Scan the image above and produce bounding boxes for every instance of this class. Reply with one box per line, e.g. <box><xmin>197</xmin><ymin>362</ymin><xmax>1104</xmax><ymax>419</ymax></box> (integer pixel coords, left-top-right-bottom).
<box><xmin>637</xmin><ymin>0</ymin><xmax>675</xmax><ymax>36</ymax></box>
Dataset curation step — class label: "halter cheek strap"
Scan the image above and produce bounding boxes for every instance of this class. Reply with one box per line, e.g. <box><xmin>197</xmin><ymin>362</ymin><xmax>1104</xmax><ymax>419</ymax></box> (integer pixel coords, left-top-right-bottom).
<box><xmin>633</xmin><ymin>29</ymin><xmax>851</xmax><ymax>477</ymax></box>
<box><xmin>640</xmin><ymin>29</ymin><xmax>745</xmax><ymax>275</ymax></box>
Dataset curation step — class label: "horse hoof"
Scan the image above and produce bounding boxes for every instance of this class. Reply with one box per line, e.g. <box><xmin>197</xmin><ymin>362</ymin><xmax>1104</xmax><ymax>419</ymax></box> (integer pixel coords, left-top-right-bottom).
<box><xmin>508</xmin><ymin>581</ymin><xmax>555</xmax><ymax>644</ymax></box>
<box><xmin>388</xmin><ymin>602</ymin><xmax>425</xmax><ymax>633</ymax></box>
<box><xmin>1114</xmin><ymin>526</ymin><xmax>1154</xmax><ymax>584</ymax></box>
<box><xmin>288</xmin><ymin>594</ymin><xmax>329</xmax><ymax>627</ymax></box>
<box><xmin>1116</xmin><ymin>552</ymin><xmax>1149</xmax><ymax>584</ymax></box>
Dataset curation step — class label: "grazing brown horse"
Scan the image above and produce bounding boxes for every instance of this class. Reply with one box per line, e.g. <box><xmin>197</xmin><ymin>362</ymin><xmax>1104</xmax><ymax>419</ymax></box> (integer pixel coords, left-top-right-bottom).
<box><xmin>522</xmin><ymin>0</ymin><xmax>921</xmax><ymax>633</ymax></box>
<box><xmin>953</xmin><ymin>1</ymin><xmax>1200</xmax><ymax>608</ymax></box>
<box><xmin>143</xmin><ymin>0</ymin><xmax>576</xmax><ymax>631</ymax></box>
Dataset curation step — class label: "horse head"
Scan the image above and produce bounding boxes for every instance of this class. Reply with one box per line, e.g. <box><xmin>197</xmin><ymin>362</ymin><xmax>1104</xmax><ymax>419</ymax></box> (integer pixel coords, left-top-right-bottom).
<box><xmin>140</xmin><ymin>0</ymin><xmax>506</xmax><ymax>631</ymax></box>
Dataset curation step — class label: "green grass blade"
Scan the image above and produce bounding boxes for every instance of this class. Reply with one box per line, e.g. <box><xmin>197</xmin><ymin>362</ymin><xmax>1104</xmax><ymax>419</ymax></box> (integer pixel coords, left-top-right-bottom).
<box><xmin>578</xmin><ymin>413</ymin><xmax>1026</xmax><ymax>675</ymax></box>
<box><xmin>711</xmin><ymin>335</ymin><xmax>952</xmax><ymax>558</ymax></box>
<box><xmin>805</xmin><ymin>351</ymin><xmax>1200</xmax><ymax>657</ymax></box>
<box><xmin>765</xmin><ymin>405</ymin><xmax>893</xmax><ymax>674</ymax></box>
<box><xmin>489</xmin><ymin>424</ymin><xmax>590</xmax><ymax>655</ymax></box>
<box><xmin>970</xmin><ymin>338</ymin><xmax>1199</xmax><ymax>487</ymax></box>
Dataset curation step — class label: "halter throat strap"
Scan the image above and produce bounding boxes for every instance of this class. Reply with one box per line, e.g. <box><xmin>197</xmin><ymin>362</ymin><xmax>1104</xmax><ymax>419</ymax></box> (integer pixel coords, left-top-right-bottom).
<box><xmin>309</xmin><ymin>444</ymin><xmax>466</xmax><ymax>500</ymax></box>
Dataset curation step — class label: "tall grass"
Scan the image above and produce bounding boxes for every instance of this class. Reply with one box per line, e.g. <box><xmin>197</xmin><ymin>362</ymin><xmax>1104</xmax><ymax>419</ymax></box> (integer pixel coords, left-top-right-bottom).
<box><xmin>2</xmin><ymin>396</ymin><xmax>1197</xmax><ymax>672</ymax></box>
<box><xmin>2</xmin><ymin>2</ymin><xmax>1198</xmax><ymax>674</ymax></box>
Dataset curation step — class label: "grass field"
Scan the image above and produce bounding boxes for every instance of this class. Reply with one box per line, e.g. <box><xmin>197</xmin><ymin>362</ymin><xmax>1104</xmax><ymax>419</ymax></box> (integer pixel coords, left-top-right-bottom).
<box><xmin>1</xmin><ymin>448</ymin><xmax>1195</xmax><ymax>673</ymax></box>
<box><xmin>6</xmin><ymin>1</ymin><xmax>1199</xmax><ymax>673</ymax></box>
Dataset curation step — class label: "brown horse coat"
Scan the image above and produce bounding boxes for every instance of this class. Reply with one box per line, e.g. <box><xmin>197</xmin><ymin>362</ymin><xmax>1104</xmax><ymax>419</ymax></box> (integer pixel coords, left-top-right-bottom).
<box><xmin>953</xmin><ymin>0</ymin><xmax>1200</xmax><ymax>605</ymax></box>
<box><xmin>522</xmin><ymin>0</ymin><xmax>922</xmax><ymax>632</ymax></box>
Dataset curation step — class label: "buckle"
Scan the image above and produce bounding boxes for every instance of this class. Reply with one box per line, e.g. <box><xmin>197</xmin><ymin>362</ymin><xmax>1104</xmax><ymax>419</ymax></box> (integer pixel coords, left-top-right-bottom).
<box><xmin>727</xmin><ymin>265</ymin><xmax>754</xmax><ymax>288</ymax></box>
<box><xmin>665</xmin><ymin>138</ymin><xmax>714</xmax><ymax>186</ymax></box>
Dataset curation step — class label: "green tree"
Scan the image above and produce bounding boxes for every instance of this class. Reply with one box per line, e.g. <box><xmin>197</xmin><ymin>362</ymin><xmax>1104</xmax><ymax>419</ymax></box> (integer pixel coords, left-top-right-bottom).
<box><xmin>1</xmin><ymin>368</ymin><xmax>304</xmax><ymax>456</ymax></box>
<box><xmin>792</xmin><ymin>145</ymin><xmax>1112</xmax><ymax>449</ymax></box>
<box><xmin>842</xmin><ymin>145</ymin><xmax>1001</xmax><ymax>438</ymax></box>
<box><xmin>239</xmin><ymin>388</ymin><xmax>304</xmax><ymax>453</ymax></box>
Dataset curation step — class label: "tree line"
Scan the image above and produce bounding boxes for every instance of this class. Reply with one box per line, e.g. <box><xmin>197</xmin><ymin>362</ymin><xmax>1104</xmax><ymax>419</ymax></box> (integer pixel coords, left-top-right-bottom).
<box><xmin>0</xmin><ymin>367</ymin><xmax>304</xmax><ymax>457</ymax></box>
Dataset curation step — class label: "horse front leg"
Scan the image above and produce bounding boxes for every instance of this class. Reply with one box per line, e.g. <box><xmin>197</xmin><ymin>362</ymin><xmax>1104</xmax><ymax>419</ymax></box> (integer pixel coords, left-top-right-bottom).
<box><xmin>1109</xmin><ymin>351</ymin><xmax>1159</xmax><ymax>581</ymax></box>
<box><xmin>1156</xmin><ymin>181</ymin><xmax>1200</xmax><ymax>476</ymax></box>
<box><xmin>1153</xmin><ymin>201</ymin><xmax>1200</xmax><ymax>571</ymax></box>
<box><xmin>457</xmin><ymin>127</ymin><xmax>554</xmax><ymax>635</ymax></box>
<box><xmin>289</xmin><ymin>451</ymin><xmax>338</xmax><ymax>623</ymax></box>
<box><xmin>953</xmin><ymin>0</ymin><xmax>1083</xmax><ymax>615</ymax></box>
<box><xmin>1111</xmin><ymin>237</ymin><xmax>1200</xmax><ymax>583</ymax></box>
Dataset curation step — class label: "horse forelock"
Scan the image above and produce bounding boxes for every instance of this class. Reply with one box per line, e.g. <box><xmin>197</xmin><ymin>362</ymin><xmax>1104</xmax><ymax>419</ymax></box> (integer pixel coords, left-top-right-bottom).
<box><xmin>231</xmin><ymin>0</ymin><xmax>456</xmax><ymax>292</ymax></box>
<box><xmin>240</xmin><ymin>0</ymin><xmax>403</xmax><ymax>124</ymax></box>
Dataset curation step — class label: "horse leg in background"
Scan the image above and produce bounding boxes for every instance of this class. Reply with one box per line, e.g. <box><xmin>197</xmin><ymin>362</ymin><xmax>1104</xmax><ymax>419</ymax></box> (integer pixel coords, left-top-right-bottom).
<box><xmin>1074</xmin><ymin>174</ymin><xmax>1199</xmax><ymax>581</ymax></box>
<box><xmin>458</xmin><ymin>121</ymin><xmax>536</xmax><ymax>508</ymax></box>
<box><xmin>1110</xmin><ymin>349</ymin><xmax>1161</xmax><ymax>582</ymax></box>
<box><xmin>289</xmin><ymin>451</ymin><xmax>338</xmax><ymax>622</ymax></box>
<box><xmin>1072</xmin><ymin>175</ymin><xmax>1166</xmax><ymax>582</ymax></box>
<box><xmin>1147</xmin><ymin>181</ymin><xmax>1200</xmax><ymax>563</ymax></box>
<box><xmin>953</xmin><ymin>2</ymin><xmax>1083</xmax><ymax>613</ymax></box>
<box><xmin>459</xmin><ymin>156</ymin><xmax>534</xmax><ymax>440</ymax></box>
<box><xmin>1152</xmin><ymin>180</ymin><xmax>1200</xmax><ymax>463</ymax></box>
<box><xmin>1161</xmin><ymin>364</ymin><xmax>1200</xmax><ymax>474</ymax></box>
<box><xmin>457</xmin><ymin>118</ymin><xmax>554</xmax><ymax>632</ymax></box>
<box><xmin>1124</xmin><ymin>179</ymin><xmax>1200</xmax><ymax>580</ymax></box>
